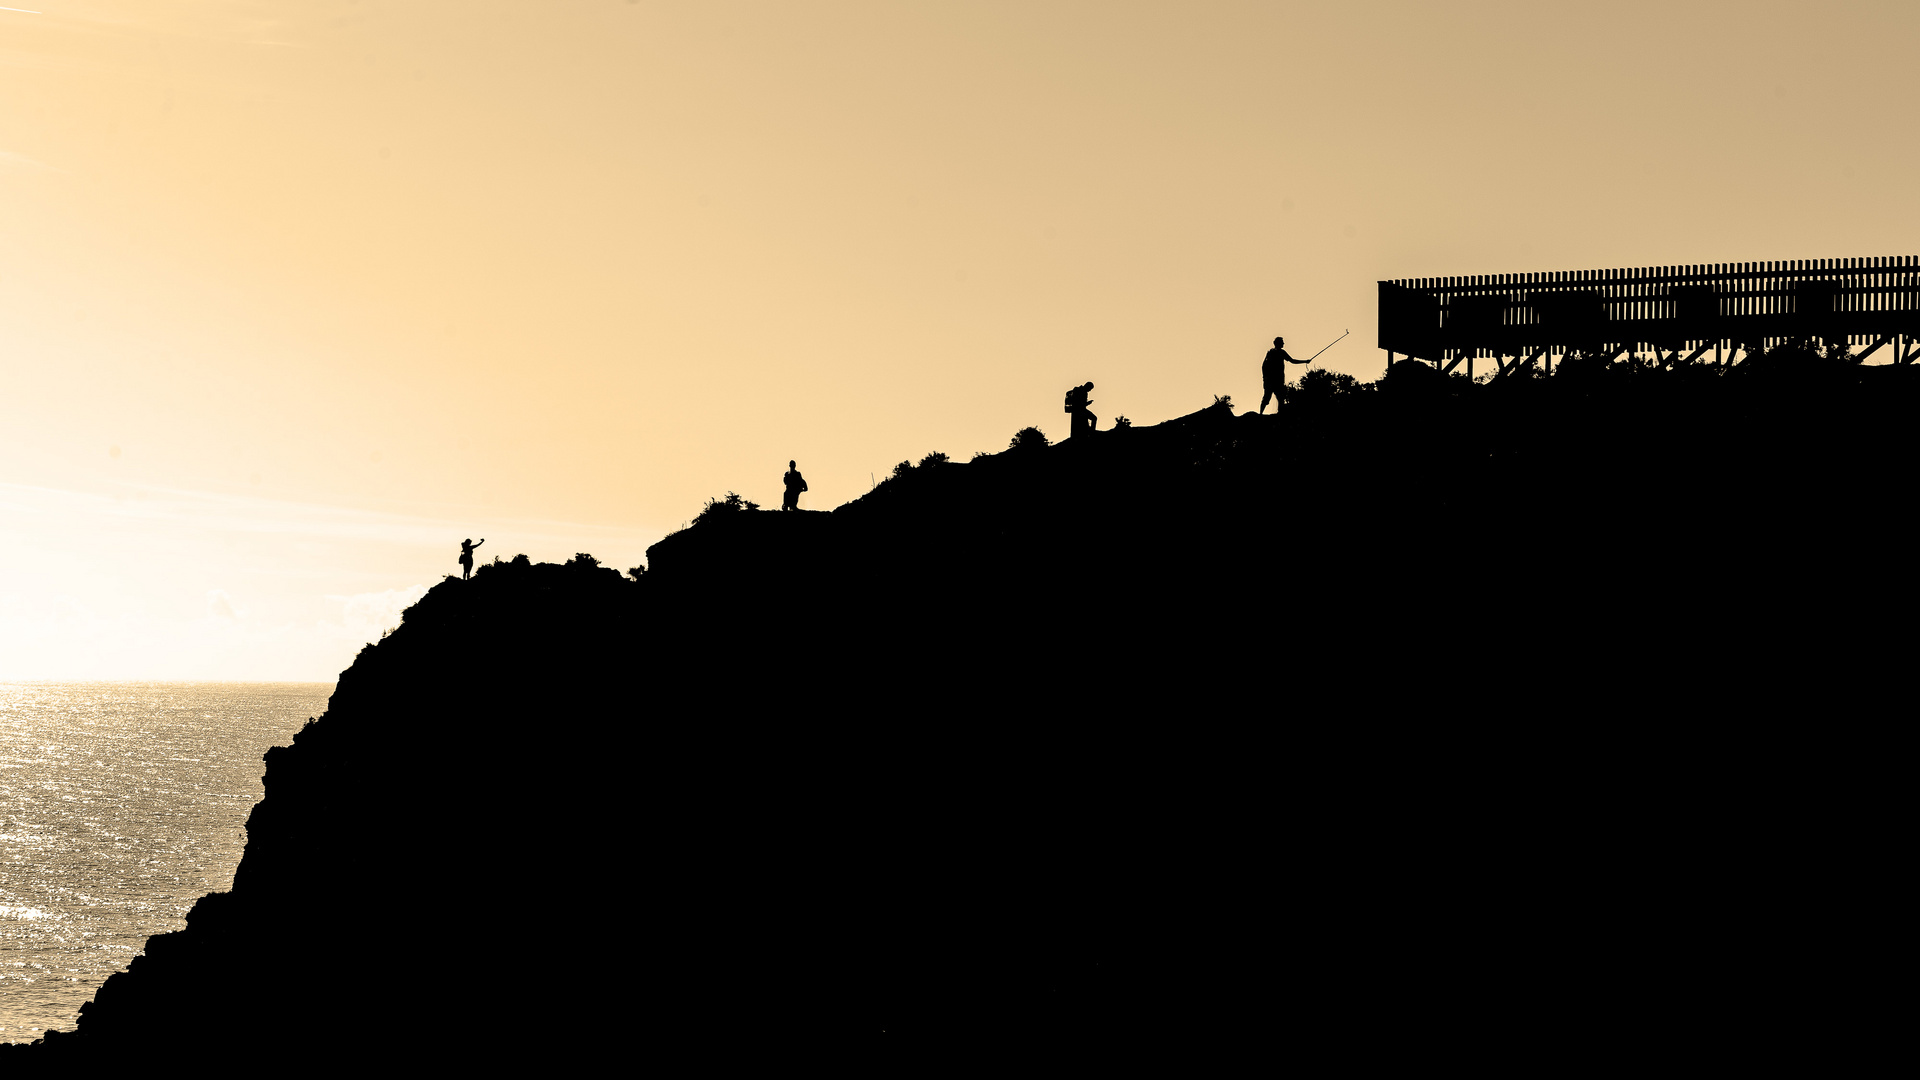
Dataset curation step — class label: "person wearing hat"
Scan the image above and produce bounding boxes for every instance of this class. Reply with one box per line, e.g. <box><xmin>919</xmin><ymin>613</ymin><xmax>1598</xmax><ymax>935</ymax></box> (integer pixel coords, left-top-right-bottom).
<box><xmin>1261</xmin><ymin>337</ymin><xmax>1307</xmax><ymax>413</ymax></box>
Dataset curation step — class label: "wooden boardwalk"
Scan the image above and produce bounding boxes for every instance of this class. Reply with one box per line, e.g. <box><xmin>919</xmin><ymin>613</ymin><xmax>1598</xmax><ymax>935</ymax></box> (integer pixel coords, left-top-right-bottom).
<box><xmin>1379</xmin><ymin>257</ymin><xmax>1920</xmax><ymax>377</ymax></box>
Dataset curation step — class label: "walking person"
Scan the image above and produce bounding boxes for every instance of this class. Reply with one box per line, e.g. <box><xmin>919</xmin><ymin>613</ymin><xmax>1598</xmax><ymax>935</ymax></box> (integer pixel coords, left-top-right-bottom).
<box><xmin>459</xmin><ymin>538</ymin><xmax>485</xmax><ymax>580</ymax></box>
<box><xmin>782</xmin><ymin>461</ymin><xmax>808</xmax><ymax>511</ymax></box>
<box><xmin>1260</xmin><ymin>337</ymin><xmax>1307</xmax><ymax>413</ymax></box>
<box><xmin>1064</xmin><ymin>382</ymin><xmax>1097</xmax><ymax>437</ymax></box>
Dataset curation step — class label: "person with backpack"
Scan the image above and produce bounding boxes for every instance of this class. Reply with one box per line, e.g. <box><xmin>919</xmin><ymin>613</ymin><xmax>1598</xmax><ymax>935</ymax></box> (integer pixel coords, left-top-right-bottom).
<box><xmin>1064</xmin><ymin>382</ymin><xmax>1097</xmax><ymax>437</ymax></box>
<box><xmin>782</xmin><ymin>461</ymin><xmax>809</xmax><ymax>511</ymax></box>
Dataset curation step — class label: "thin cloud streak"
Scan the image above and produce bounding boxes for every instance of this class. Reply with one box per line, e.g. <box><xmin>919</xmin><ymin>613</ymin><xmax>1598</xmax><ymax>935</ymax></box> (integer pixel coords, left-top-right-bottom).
<box><xmin>0</xmin><ymin>480</ymin><xmax>664</xmax><ymax>680</ymax></box>
<box><xmin>0</xmin><ymin>149</ymin><xmax>59</xmax><ymax>171</ymax></box>
<box><xmin>0</xmin><ymin>479</ymin><xmax>663</xmax><ymax>553</ymax></box>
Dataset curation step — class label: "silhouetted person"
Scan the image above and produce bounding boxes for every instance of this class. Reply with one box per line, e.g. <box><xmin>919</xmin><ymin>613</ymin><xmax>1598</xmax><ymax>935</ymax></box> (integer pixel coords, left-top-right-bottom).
<box><xmin>782</xmin><ymin>461</ymin><xmax>808</xmax><ymax>511</ymax></box>
<box><xmin>1064</xmin><ymin>382</ymin><xmax>1097</xmax><ymax>437</ymax></box>
<box><xmin>459</xmin><ymin>538</ymin><xmax>484</xmax><ymax>579</ymax></box>
<box><xmin>1260</xmin><ymin>337</ymin><xmax>1306</xmax><ymax>413</ymax></box>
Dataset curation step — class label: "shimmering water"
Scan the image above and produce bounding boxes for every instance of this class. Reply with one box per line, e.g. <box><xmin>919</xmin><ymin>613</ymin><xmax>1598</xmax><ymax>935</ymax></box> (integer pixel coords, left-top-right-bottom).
<box><xmin>0</xmin><ymin>683</ymin><xmax>333</xmax><ymax>1043</ymax></box>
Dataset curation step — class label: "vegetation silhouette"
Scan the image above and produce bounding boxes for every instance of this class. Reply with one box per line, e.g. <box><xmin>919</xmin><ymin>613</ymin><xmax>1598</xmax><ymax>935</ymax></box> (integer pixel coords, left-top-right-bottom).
<box><xmin>1291</xmin><ymin>367</ymin><xmax>1361</xmax><ymax>403</ymax></box>
<box><xmin>696</xmin><ymin>491</ymin><xmax>758</xmax><ymax>521</ymax></box>
<box><xmin>1007</xmin><ymin>425</ymin><xmax>1049</xmax><ymax>452</ymax></box>
<box><xmin>14</xmin><ymin>351</ymin><xmax>1908</xmax><ymax>1066</ymax></box>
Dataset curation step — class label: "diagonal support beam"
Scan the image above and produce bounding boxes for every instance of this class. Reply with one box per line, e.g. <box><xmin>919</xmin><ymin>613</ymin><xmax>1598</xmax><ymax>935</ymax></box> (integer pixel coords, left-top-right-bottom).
<box><xmin>1441</xmin><ymin>353</ymin><xmax>1466</xmax><ymax>375</ymax></box>
<box><xmin>1494</xmin><ymin>347</ymin><xmax>1548</xmax><ymax>379</ymax></box>
<box><xmin>1675</xmin><ymin>341</ymin><xmax>1714</xmax><ymax>367</ymax></box>
<box><xmin>1854</xmin><ymin>334</ymin><xmax>1895</xmax><ymax>362</ymax></box>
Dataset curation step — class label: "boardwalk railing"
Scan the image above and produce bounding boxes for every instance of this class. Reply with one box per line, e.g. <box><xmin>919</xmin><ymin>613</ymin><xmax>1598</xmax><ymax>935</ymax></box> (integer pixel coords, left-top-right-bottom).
<box><xmin>1379</xmin><ymin>256</ymin><xmax>1920</xmax><ymax>377</ymax></box>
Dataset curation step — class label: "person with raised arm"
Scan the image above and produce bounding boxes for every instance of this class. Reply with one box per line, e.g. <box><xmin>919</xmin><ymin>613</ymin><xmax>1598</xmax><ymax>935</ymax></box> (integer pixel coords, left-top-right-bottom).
<box><xmin>459</xmin><ymin>538</ymin><xmax>484</xmax><ymax>580</ymax></box>
<box><xmin>1260</xmin><ymin>337</ymin><xmax>1307</xmax><ymax>413</ymax></box>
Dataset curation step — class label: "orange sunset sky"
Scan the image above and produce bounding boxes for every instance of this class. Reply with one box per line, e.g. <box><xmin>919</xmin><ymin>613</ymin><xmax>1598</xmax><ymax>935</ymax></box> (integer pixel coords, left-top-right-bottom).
<box><xmin>5</xmin><ymin>1</ymin><xmax>1919</xmax><ymax>678</ymax></box>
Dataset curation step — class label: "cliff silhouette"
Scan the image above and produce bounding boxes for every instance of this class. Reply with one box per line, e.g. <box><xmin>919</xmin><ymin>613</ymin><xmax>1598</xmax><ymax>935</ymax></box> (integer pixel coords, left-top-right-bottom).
<box><xmin>13</xmin><ymin>354</ymin><xmax>1912</xmax><ymax>1065</ymax></box>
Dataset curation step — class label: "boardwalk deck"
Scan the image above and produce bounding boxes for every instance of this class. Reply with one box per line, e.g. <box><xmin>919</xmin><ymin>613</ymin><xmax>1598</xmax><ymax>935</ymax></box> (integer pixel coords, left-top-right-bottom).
<box><xmin>1379</xmin><ymin>257</ymin><xmax>1920</xmax><ymax>376</ymax></box>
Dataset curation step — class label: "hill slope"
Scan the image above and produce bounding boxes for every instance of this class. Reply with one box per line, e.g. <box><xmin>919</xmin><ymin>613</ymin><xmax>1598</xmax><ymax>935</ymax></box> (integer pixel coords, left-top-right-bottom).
<box><xmin>15</xmin><ymin>366</ymin><xmax>1916</xmax><ymax>1064</ymax></box>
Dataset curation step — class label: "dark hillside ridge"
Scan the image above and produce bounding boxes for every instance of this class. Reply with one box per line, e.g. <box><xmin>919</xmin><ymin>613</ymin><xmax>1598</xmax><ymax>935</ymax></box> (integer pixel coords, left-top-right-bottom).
<box><xmin>14</xmin><ymin>361</ymin><xmax>1914</xmax><ymax>1064</ymax></box>
<box><xmin>656</xmin><ymin>357</ymin><xmax>1920</xmax><ymax>585</ymax></box>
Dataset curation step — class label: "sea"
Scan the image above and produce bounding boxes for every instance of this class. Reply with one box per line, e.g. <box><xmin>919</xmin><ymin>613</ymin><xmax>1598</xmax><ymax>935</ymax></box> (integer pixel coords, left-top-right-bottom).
<box><xmin>0</xmin><ymin>682</ymin><xmax>334</xmax><ymax>1044</ymax></box>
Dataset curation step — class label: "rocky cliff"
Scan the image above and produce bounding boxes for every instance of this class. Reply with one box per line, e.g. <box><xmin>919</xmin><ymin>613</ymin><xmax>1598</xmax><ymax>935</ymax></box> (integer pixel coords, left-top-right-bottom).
<box><xmin>16</xmin><ymin>367</ymin><xmax>1918</xmax><ymax>1064</ymax></box>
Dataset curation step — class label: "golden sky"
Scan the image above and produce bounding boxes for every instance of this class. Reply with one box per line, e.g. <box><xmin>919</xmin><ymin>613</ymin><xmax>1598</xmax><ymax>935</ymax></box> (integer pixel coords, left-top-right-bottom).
<box><xmin>4</xmin><ymin>1</ymin><xmax>1918</xmax><ymax>677</ymax></box>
